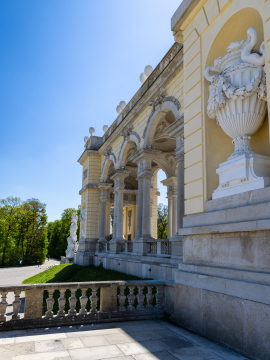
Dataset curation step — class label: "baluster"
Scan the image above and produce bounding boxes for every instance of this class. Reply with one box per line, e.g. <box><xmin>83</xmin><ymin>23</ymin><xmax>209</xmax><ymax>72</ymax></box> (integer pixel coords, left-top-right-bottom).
<box><xmin>57</xmin><ymin>289</ymin><xmax>66</xmax><ymax>317</ymax></box>
<box><xmin>0</xmin><ymin>292</ymin><xmax>8</xmax><ymax>322</ymax></box>
<box><xmin>45</xmin><ymin>290</ymin><xmax>55</xmax><ymax>318</ymax></box>
<box><xmin>68</xmin><ymin>289</ymin><xmax>77</xmax><ymax>316</ymax></box>
<box><xmin>146</xmin><ymin>286</ymin><xmax>154</xmax><ymax>310</ymax></box>
<box><xmin>12</xmin><ymin>290</ymin><xmax>21</xmax><ymax>320</ymax></box>
<box><xmin>136</xmin><ymin>286</ymin><xmax>145</xmax><ymax>311</ymax></box>
<box><xmin>118</xmin><ymin>286</ymin><xmax>126</xmax><ymax>312</ymax></box>
<box><xmin>155</xmin><ymin>286</ymin><xmax>163</xmax><ymax>310</ymax></box>
<box><xmin>90</xmin><ymin>286</ymin><xmax>98</xmax><ymax>314</ymax></box>
<box><xmin>79</xmin><ymin>289</ymin><xmax>88</xmax><ymax>316</ymax></box>
<box><xmin>127</xmin><ymin>286</ymin><xmax>135</xmax><ymax>311</ymax></box>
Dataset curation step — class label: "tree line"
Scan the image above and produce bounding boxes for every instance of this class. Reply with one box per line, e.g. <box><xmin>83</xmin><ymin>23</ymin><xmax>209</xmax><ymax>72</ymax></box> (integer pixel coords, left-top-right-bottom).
<box><xmin>0</xmin><ymin>196</ymin><xmax>167</xmax><ymax>267</ymax></box>
<box><xmin>0</xmin><ymin>196</ymin><xmax>80</xmax><ymax>267</ymax></box>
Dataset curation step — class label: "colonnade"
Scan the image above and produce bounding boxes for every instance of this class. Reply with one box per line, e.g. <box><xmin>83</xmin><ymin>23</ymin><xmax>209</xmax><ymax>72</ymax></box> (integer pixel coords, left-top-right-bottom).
<box><xmin>97</xmin><ymin>144</ymin><xmax>184</xmax><ymax>256</ymax></box>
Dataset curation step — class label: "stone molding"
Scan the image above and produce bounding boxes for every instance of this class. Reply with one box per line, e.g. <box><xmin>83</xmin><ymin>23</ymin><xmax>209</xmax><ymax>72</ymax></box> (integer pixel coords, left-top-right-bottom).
<box><xmin>143</xmin><ymin>88</ymin><xmax>181</xmax><ymax>139</ymax></box>
<box><xmin>79</xmin><ymin>183</ymin><xmax>98</xmax><ymax>195</ymax></box>
<box><xmin>78</xmin><ymin>149</ymin><xmax>100</xmax><ymax>165</ymax></box>
<box><xmin>118</xmin><ymin>125</ymin><xmax>141</xmax><ymax>163</ymax></box>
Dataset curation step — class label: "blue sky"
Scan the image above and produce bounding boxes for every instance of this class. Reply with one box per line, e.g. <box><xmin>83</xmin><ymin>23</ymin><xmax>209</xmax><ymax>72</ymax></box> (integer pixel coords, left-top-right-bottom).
<box><xmin>0</xmin><ymin>0</ymin><xmax>181</xmax><ymax>221</ymax></box>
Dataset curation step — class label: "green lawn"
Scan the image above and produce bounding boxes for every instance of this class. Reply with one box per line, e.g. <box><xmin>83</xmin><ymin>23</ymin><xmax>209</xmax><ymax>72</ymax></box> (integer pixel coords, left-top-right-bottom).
<box><xmin>22</xmin><ymin>264</ymin><xmax>149</xmax><ymax>315</ymax></box>
<box><xmin>22</xmin><ymin>263</ymin><xmax>141</xmax><ymax>284</ymax></box>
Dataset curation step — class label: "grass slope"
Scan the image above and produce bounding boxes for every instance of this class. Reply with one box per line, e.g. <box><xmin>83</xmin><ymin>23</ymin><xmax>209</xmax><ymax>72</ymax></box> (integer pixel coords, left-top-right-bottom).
<box><xmin>22</xmin><ymin>263</ymin><xmax>141</xmax><ymax>284</ymax></box>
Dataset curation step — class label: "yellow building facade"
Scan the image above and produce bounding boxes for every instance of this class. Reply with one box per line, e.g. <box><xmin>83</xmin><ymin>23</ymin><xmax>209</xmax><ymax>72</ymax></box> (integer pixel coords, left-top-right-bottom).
<box><xmin>75</xmin><ymin>1</ymin><xmax>270</xmax><ymax>359</ymax></box>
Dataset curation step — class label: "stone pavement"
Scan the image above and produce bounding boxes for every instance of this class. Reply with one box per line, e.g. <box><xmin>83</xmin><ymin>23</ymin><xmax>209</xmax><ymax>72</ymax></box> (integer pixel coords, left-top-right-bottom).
<box><xmin>0</xmin><ymin>258</ymin><xmax>61</xmax><ymax>287</ymax></box>
<box><xmin>0</xmin><ymin>320</ymin><xmax>249</xmax><ymax>360</ymax></box>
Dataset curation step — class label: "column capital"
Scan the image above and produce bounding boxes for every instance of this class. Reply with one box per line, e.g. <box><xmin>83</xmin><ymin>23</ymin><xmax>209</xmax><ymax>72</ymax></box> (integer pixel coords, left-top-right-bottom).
<box><xmin>98</xmin><ymin>182</ymin><xmax>112</xmax><ymax>202</ymax></box>
<box><xmin>161</xmin><ymin>176</ymin><xmax>178</xmax><ymax>196</ymax></box>
<box><xmin>98</xmin><ymin>182</ymin><xmax>113</xmax><ymax>190</ymax></box>
<box><xmin>111</xmin><ymin>169</ymin><xmax>130</xmax><ymax>189</ymax></box>
<box><xmin>150</xmin><ymin>187</ymin><xmax>160</xmax><ymax>196</ymax></box>
<box><xmin>138</xmin><ymin>169</ymin><xmax>152</xmax><ymax>179</ymax></box>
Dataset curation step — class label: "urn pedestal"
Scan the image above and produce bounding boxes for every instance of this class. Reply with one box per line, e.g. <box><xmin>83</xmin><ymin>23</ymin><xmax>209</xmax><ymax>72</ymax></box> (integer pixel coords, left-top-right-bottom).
<box><xmin>212</xmin><ymin>153</ymin><xmax>270</xmax><ymax>199</ymax></box>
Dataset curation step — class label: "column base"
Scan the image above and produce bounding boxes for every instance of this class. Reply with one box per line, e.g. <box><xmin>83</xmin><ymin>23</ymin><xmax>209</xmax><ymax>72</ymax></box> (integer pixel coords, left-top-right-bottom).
<box><xmin>109</xmin><ymin>239</ymin><xmax>119</xmax><ymax>254</ymax></box>
<box><xmin>213</xmin><ymin>153</ymin><xmax>270</xmax><ymax>199</ymax></box>
<box><xmin>170</xmin><ymin>234</ymin><xmax>183</xmax><ymax>259</ymax></box>
<box><xmin>74</xmin><ymin>238</ymin><xmax>98</xmax><ymax>266</ymax></box>
<box><xmin>132</xmin><ymin>236</ymin><xmax>150</xmax><ymax>255</ymax></box>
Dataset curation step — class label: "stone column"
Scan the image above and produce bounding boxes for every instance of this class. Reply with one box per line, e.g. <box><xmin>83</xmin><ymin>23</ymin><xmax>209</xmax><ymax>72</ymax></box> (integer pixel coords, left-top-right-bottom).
<box><xmin>110</xmin><ymin>170</ymin><xmax>129</xmax><ymax>253</ymax></box>
<box><xmin>98</xmin><ymin>183</ymin><xmax>111</xmax><ymax>242</ymax></box>
<box><xmin>162</xmin><ymin>120</ymin><xmax>184</xmax><ymax>259</ymax></box>
<box><xmin>129</xmin><ymin>149</ymin><xmax>161</xmax><ymax>255</ymax></box>
<box><xmin>167</xmin><ymin>195</ymin><xmax>173</xmax><ymax>239</ymax></box>
<box><xmin>99</xmin><ymin>201</ymin><xmax>106</xmax><ymax>241</ymax></box>
<box><xmin>136</xmin><ymin>178</ymin><xmax>143</xmax><ymax>239</ymax></box>
<box><xmin>169</xmin><ymin>150</ymin><xmax>184</xmax><ymax>259</ymax></box>
<box><xmin>116</xmin><ymin>188</ymin><xmax>125</xmax><ymax>241</ymax></box>
<box><xmin>142</xmin><ymin>171</ymin><xmax>152</xmax><ymax>239</ymax></box>
<box><xmin>176</xmin><ymin>152</ymin><xmax>184</xmax><ymax>229</ymax></box>
<box><xmin>161</xmin><ymin>176</ymin><xmax>177</xmax><ymax>239</ymax></box>
<box><xmin>113</xmin><ymin>191</ymin><xmax>118</xmax><ymax>239</ymax></box>
<box><xmin>172</xmin><ymin>194</ymin><xmax>177</xmax><ymax>235</ymax></box>
<box><xmin>150</xmin><ymin>192</ymin><xmax>153</xmax><ymax>237</ymax></box>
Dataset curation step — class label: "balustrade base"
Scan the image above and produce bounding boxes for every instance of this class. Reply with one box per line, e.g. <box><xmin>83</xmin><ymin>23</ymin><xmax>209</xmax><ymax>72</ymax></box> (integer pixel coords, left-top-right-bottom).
<box><xmin>132</xmin><ymin>238</ymin><xmax>150</xmax><ymax>256</ymax></box>
<box><xmin>170</xmin><ymin>235</ymin><xmax>183</xmax><ymax>258</ymax></box>
<box><xmin>0</xmin><ymin>310</ymin><xmax>164</xmax><ymax>332</ymax></box>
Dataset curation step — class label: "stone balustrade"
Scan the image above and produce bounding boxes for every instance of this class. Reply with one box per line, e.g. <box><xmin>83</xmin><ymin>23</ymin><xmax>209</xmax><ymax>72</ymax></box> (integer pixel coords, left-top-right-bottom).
<box><xmin>148</xmin><ymin>240</ymin><xmax>171</xmax><ymax>256</ymax></box>
<box><xmin>0</xmin><ymin>280</ymin><xmax>165</xmax><ymax>331</ymax></box>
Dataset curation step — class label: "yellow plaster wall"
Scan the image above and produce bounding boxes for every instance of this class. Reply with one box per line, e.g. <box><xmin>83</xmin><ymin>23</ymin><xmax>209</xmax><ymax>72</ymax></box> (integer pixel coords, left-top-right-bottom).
<box><xmin>84</xmin><ymin>189</ymin><xmax>100</xmax><ymax>239</ymax></box>
<box><xmin>166</xmin><ymin>69</ymin><xmax>184</xmax><ymax>117</ymax></box>
<box><xmin>80</xmin><ymin>153</ymin><xmax>101</xmax><ymax>239</ymax></box>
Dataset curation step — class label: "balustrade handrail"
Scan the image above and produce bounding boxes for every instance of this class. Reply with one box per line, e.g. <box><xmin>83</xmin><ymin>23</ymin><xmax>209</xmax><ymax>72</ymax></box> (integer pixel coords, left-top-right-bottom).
<box><xmin>0</xmin><ymin>280</ymin><xmax>165</xmax><ymax>292</ymax></box>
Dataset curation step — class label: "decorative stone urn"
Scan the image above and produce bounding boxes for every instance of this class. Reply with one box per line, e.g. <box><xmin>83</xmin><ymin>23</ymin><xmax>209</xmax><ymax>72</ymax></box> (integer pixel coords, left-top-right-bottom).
<box><xmin>205</xmin><ymin>27</ymin><xmax>270</xmax><ymax>199</ymax></box>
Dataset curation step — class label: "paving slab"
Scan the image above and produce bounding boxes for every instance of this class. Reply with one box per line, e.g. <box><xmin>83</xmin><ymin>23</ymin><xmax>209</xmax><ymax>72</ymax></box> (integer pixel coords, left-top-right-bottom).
<box><xmin>60</xmin><ymin>337</ymin><xmax>84</xmax><ymax>350</ymax></box>
<box><xmin>68</xmin><ymin>344</ymin><xmax>124</xmax><ymax>360</ymax></box>
<box><xmin>0</xmin><ymin>320</ymin><xmax>250</xmax><ymax>360</ymax></box>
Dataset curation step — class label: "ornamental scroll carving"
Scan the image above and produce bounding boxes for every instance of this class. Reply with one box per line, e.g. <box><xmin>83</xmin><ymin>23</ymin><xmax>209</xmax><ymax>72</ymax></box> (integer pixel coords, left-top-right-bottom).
<box><xmin>143</xmin><ymin>88</ymin><xmax>181</xmax><ymax>139</ymax></box>
<box><xmin>103</xmin><ymin>146</ymin><xmax>117</xmax><ymax>164</ymax></box>
<box><xmin>120</xmin><ymin>125</ymin><xmax>141</xmax><ymax>142</ymax></box>
<box><xmin>118</xmin><ymin>126</ymin><xmax>140</xmax><ymax>161</ymax></box>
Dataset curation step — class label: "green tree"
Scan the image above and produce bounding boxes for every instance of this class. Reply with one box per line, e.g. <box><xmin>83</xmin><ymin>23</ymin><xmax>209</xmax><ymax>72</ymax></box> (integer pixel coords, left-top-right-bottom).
<box><xmin>0</xmin><ymin>197</ymin><xmax>22</xmax><ymax>266</ymax></box>
<box><xmin>0</xmin><ymin>197</ymin><xmax>48</xmax><ymax>267</ymax></box>
<box><xmin>19</xmin><ymin>199</ymin><xmax>48</xmax><ymax>265</ymax></box>
<box><xmin>157</xmin><ymin>203</ymin><xmax>168</xmax><ymax>239</ymax></box>
<box><xmin>47</xmin><ymin>207</ymin><xmax>80</xmax><ymax>259</ymax></box>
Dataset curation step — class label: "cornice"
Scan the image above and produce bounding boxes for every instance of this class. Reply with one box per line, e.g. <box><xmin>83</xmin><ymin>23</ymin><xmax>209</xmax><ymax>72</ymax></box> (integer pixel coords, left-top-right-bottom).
<box><xmin>98</xmin><ymin>52</ymin><xmax>183</xmax><ymax>155</ymax></box>
<box><xmin>79</xmin><ymin>183</ymin><xmax>99</xmax><ymax>195</ymax></box>
<box><xmin>78</xmin><ymin>149</ymin><xmax>100</xmax><ymax>165</ymax></box>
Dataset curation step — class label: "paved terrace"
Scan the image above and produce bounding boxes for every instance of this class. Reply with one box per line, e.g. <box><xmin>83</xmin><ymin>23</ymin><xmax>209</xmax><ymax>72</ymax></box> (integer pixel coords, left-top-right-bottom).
<box><xmin>0</xmin><ymin>264</ymin><xmax>249</xmax><ymax>360</ymax></box>
<box><xmin>0</xmin><ymin>320</ymin><xmax>249</xmax><ymax>360</ymax></box>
